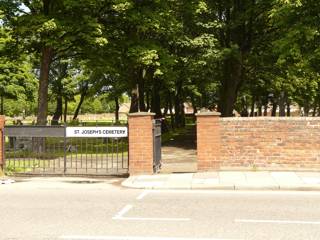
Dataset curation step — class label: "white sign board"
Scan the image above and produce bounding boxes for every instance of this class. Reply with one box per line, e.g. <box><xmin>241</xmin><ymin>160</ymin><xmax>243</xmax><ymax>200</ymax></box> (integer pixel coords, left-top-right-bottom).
<box><xmin>66</xmin><ymin>127</ymin><xmax>128</xmax><ymax>138</ymax></box>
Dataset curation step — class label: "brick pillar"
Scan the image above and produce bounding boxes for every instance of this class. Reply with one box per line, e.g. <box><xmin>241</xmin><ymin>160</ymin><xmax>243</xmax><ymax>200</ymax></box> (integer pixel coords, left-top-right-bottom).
<box><xmin>0</xmin><ymin>116</ymin><xmax>5</xmax><ymax>170</ymax></box>
<box><xmin>128</xmin><ymin>112</ymin><xmax>155</xmax><ymax>175</ymax></box>
<box><xmin>196</xmin><ymin>112</ymin><xmax>221</xmax><ymax>171</ymax></box>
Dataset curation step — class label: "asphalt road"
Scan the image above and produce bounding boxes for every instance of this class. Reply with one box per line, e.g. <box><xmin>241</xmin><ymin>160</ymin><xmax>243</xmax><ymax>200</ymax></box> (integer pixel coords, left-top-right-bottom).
<box><xmin>1</xmin><ymin>178</ymin><xmax>320</xmax><ymax>240</ymax></box>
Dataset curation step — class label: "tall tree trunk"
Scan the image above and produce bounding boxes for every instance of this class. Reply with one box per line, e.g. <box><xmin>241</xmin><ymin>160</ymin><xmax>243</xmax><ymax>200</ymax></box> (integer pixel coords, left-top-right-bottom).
<box><xmin>146</xmin><ymin>90</ymin><xmax>150</xmax><ymax>111</ymax></box>
<box><xmin>218</xmin><ymin>58</ymin><xmax>242</xmax><ymax>117</ymax></box>
<box><xmin>174</xmin><ymin>80</ymin><xmax>183</xmax><ymax>128</ymax></box>
<box><xmin>163</xmin><ymin>100</ymin><xmax>169</xmax><ymax>116</ymax></box>
<box><xmin>64</xmin><ymin>98</ymin><xmax>68</xmax><ymax>123</ymax></box>
<box><xmin>181</xmin><ymin>102</ymin><xmax>186</xmax><ymax>127</ymax></box>
<box><xmin>303</xmin><ymin>102</ymin><xmax>310</xmax><ymax>116</ymax></box>
<box><xmin>168</xmin><ymin>92</ymin><xmax>174</xmax><ymax>129</ymax></box>
<box><xmin>286</xmin><ymin>103</ymin><xmax>291</xmax><ymax>117</ymax></box>
<box><xmin>250</xmin><ymin>96</ymin><xmax>255</xmax><ymax>117</ymax></box>
<box><xmin>51</xmin><ymin>95</ymin><xmax>62</xmax><ymax>125</ymax></box>
<box><xmin>279</xmin><ymin>92</ymin><xmax>286</xmax><ymax>116</ymax></box>
<box><xmin>258</xmin><ymin>104</ymin><xmax>262</xmax><ymax>116</ymax></box>
<box><xmin>263</xmin><ymin>104</ymin><xmax>268</xmax><ymax>116</ymax></box>
<box><xmin>191</xmin><ymin>96</ymin><xmax>197</xmax><ymax>115</ymax></box>
<box><xmin>37</xmin><ymin>46</ymin><xmax>53</xmax><ymax>125</ymax></box>
<box><xmin>129</xmin><ymin>84</ymin><xmax>139</xmax><ymax>113</ymax></box>
<box><xmin>138</xmin><ymin>69</ymin><xmax>146</xmax><ymax>112</ymax></box>
<box><xmin>0</xmin><ymin>95</ymin><xmax>4</xmax><ymax>115</ymax></box>
<box><xmin>73</xmin><ymin>85</ymin><xmax>88</xmax><ymax>120</ymax></box>
<box><xmin>271</xmin><ymin>99</ymin><xmax>277</xmax><ymax>117</ymax></box>
<box><xmin>115</xmin><ymin>97</ymin><xmax>120</xmax><ymax>123</ymax></box>
<box><xmin>312</xmin><ymin>102</ymin><xmax>317</xmax><ymax>117</ymax></box>
<box><xmin>151</xmin><ymin>80</ymin><xmax>162</xmax><ymax>118</ymax></box>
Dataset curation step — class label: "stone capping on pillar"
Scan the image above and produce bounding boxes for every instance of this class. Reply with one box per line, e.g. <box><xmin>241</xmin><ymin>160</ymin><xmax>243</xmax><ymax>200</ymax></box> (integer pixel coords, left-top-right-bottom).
<box><xmin>195</xmin><ymin>111</ymin><xmax>221</xmax><ymax>117</ymax></box>
<box><xmin>128</xmin><ymin>112</ymin><xmax>155</xmax><ymax>175</ymax></box>
<box><xmin>196</xmin><ymin>111</ymin><xmax>221</xmax><ymax>171</ymax></box>
<box><xmin>128</xmin><ymin>112</ymin><xmax>156</xmax><ymax>117</ymax></box>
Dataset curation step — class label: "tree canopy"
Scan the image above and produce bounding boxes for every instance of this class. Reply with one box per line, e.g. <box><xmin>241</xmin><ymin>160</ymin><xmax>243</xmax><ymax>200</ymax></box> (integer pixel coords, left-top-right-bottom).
<box><xmin>1</xmin><ymin>0</ymin><xmax>319</xmax><ymax>124</ymax></box>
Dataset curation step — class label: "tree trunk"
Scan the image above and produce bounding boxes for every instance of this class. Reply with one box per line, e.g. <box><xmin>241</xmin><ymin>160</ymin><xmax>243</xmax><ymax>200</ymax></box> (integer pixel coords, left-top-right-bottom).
<box><xmin>181</xmin><ymin>102</ymin><xmax>186</xmax><ymax>127</ymax></box>
<box><xmin>51</xmin><ymin>95</ymin><xmax>62</xmax><ymax>125</ymax></box>
<box><xmin>191</xmin><ymin>96</ymin><xmax>197</xmax><ymax>115</ymax></box>
<box><xmin>0</xmin><ymin>95</ymin><xmax>4</xmax><ymax>115</ymax></box>
<box><xmin>263</xmin><ymin>104</ymin><xmax>268</xmax><ymax>116</ymax></box>
<box><xmin>174</xmin><ymin>80</ymin><xmax>183</xmax><ymax>128</ymax></box>
<box><xmin>64</xmin><ymin>98</ymin><xmax>68</xmax><ymax>123</ymax></box>
<box><xmin>258</xmin><ymin>104</ymin><xmax>262</xmax><ymax>116</ymax></box>
<box><xmin>250</xmin><ymin>96</ymin><xmax>255</xmax><ymax>117</ymax></box>
<box><xmin>37</xmin><ymin>46</ymin><xmax>53</xmax><ymax>125</ymax></box>
<box><xmin>271</xmin><ymin>99</ymin><xmax>277</xmax><ymax>117</ymax></box>
<box><xmin>129</xmin><ymin>85</ymin><xmax>139</xmax><ymax>113</ymax></box>
<box><xmin>286</xmin><ymin>103</ymin><xmax>291</xmax><ymax>117</ymax></box>
<box><xmin>218</xmin><ymin>58</ymin><xmax>242</xmax><ymax>117</ymax></box>
<box><xmin>73</xmin><ymin>85</ymin><xmax>88</xmax><ymax>120</ymax></box>
<box><xmin>168</xmin><ymin>92</ymin><xmax>174</xmax><ymax>129</ymax></box>
<box><xmin>279</xmin><ymin>92</ymin><xmax>286</xmax><ymax>117</ymax></box>
<box><xmin>151</xmin><ymin>80</ymin><xmax>162</xmax><ymax>118</ymax></box>
<box><xmin>146</xmin><ymin>90</ymin><xmax>150</xmax><ymax>111</ymax></box>
<box><xmin>138</xmin><ymin>70</ymin><xmax>146</xmax><ymax>112</ymax></box>
<box><xmin>115</xmin><ymin>97</ymin><xmax>120</xmax><ymax>123</ymax></box>
<box><xmin>312</xmin><ymin>102</ymin><xmax>317</xmax><ymax>117</ymax></box>
<box><xmin>163</xmin><ymin>100</ymin><xmax>169</xmax><ymax>116</ymax></box>
<box><xmin>303</xmin><ymin>103</ymin><xmax>310</xmax><ymax>116</ymax></box>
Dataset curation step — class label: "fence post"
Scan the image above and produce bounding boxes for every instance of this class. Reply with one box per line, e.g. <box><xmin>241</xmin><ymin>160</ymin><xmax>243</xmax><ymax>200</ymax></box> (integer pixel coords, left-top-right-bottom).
<box><xmin>196</xmin><ymin>112</ymin><xmax>221</xmax><ymax>171</ymax></box>
<box><xmin>0</xmin><ymin>116</ymin><xmax>5</xmax><ymax>172</ymax></box>
<box><xmin>128</xmin><ymin>112</ymin><xmax>155</xmax><ymax>175</ymax></box>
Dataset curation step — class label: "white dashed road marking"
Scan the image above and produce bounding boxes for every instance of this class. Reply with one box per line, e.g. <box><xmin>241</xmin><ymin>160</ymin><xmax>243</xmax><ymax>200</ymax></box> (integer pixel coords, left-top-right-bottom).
<box><xmin>113</xmin><ymin>204</ymin><xmax>133</xmax><ymax>220</ymax></box>
<box><xmin>136</xmin><ymin>190</ymin><xmax>149</xmax><ymax>200</ymax></box>
<box><xmin>114</xmin><ymin>216</ymin><xmax>190</xmax><ymax>221</ymax></box>
<box><xmin>235</xmin><ymin>219</ymin><xmax>320</xmax><ymax>225</ymax></box>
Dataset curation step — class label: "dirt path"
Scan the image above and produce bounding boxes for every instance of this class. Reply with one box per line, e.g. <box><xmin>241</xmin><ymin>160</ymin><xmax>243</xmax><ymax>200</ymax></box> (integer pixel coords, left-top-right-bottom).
<box><xmin>160</xmin><ymin>125</ymin><xmax>197</xmax><ymax>173</ymax></box>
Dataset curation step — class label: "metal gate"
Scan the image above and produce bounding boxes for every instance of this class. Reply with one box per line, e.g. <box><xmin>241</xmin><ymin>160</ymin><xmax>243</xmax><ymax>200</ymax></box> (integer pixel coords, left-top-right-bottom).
<box><xmin>153</xmin><ymin>120</ymin><xmax>162</xmax><ymax>173</ymax></box>
<box><xmin>3</xmin><ymin>126</ymin><xmax>128</xmax><ymax>176</ymax></box>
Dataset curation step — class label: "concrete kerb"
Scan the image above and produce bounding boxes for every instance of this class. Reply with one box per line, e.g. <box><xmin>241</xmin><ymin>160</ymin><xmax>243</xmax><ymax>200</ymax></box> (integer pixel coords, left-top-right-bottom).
<box><xmin>121</xmin><ymin>172</ymin><xmax>320</xmax><ymax>191</ymax></box>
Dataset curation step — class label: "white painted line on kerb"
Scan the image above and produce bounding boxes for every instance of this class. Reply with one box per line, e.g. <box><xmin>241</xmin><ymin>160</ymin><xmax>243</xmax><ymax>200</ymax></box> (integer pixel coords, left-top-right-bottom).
<box><xmin>113</xmin><ymin>205</ymin><xmax>133</xmax><ymax>219</ymax></box>
<box><xmin>136</xmin><ymin>190</ymin><xmax>149</xmax><ymax>200</ymax></box>
<box><xmin>235</xmin><ymin>219</ymin><xmax>320</xmax><ymax>225</ymax></box>
<box><xmin>115</xmin><ymin>217</ymin><xmax>190</xmax><ymax>221</ymax></box>
<box><xmin>60</xmin><ymin>235</ymin><xmax>242</xmax><ymax>240</ymax></box>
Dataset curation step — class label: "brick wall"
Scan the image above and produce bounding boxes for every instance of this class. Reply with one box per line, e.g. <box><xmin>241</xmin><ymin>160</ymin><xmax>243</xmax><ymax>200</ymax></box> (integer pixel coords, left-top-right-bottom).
<box><xmin>197</xmin><ymin>114</ymin><xmax>320</xmax><ymax>171</ymax></box>
<box><xmin>196</xmin><ymin>112</ymin><xmax>221</xmax><ymax>170</ymax></box>
<box><xmin>220</xmin><ymin>117</ymin><xmax>320</xmax><ymax>170</ymax></box>
<box><xmin>0</xmin><ymin>116</ymin><xmax>4</xmax><ymax>169</ymax></box>
<box><xmin>128</xmin><ymin>112</ymin><xmax>154</xmax><ymax>174</ymax></box>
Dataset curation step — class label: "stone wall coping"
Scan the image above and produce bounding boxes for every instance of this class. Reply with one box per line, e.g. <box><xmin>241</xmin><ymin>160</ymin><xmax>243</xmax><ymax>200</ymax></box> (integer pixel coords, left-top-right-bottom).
<box><xmin>196</xmin><ymin>111</ymin><xmax>221</xmax><ymax>116</ymax></box>
<box><xmin>220</xmin><ymin>117</ymin><xmax>320</xmax><ymax>121</ymax></box>
<box><xmin>128</xmin><ymin>112</ymin><xmax>155</xmax><ymax>117</ymax></box>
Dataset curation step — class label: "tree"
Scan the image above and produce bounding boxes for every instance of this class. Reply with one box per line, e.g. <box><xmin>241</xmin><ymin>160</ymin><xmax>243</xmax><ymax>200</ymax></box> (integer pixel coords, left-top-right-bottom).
<box><xmin>1</xmin><ymin>0</ymin><xmax>108</xmax><ymax>124</ymax></box>
<box><xmin>0</xmin><ymin>25</ymin><xmax>37</xmax><ymax>115</ymax></box>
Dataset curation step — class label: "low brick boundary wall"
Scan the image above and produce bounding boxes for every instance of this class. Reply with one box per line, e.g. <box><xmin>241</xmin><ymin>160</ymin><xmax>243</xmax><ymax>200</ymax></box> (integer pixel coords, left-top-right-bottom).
<box><xmin>197</xmin><ymin>113</ymin><xmax>320</xmax><ymax>171</ymax></box>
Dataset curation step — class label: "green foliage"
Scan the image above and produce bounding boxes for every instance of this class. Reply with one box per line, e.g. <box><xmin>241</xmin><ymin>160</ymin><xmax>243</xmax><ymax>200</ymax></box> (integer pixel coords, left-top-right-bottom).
<box><xmin>1</xmin><ymin>0</ymin><xmax>320</xmax><ymax>119</ymax></box>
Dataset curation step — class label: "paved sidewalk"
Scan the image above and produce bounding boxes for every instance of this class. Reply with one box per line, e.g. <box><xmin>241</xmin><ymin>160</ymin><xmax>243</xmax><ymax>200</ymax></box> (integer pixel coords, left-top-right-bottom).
<box><xmin>122</xmin><ymin>171</ymin><xmax>320</xmax><ymax>191</ymax></box>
